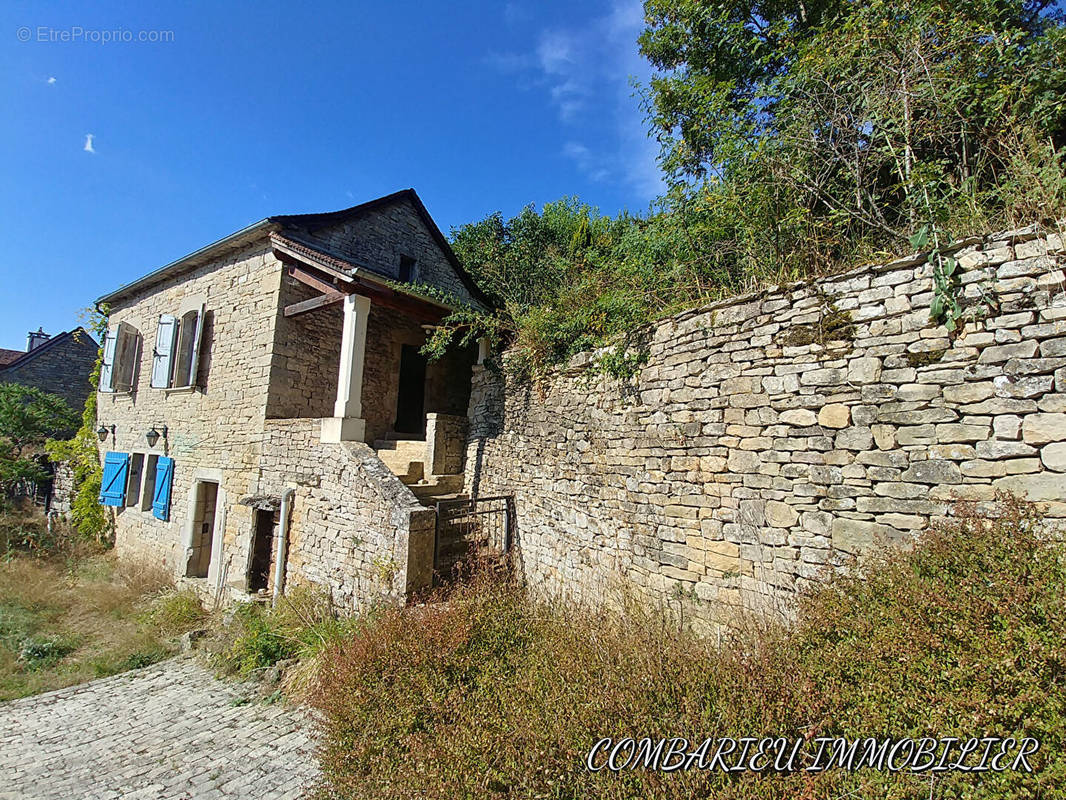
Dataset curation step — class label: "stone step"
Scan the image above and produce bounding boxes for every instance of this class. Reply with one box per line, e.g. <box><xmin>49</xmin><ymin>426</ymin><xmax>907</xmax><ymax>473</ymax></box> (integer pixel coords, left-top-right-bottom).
<box><xmin>409</xmin><ymin>474</ymin><xmax>465</xmax><ymax>499</ymax></box>
<box><xmin>381</xmin><ymin>431</ymin><xmax>425</xmax><ymax>442</ymax></box>
<box><xmin>373</xmin><ymin>439</ymin><xmax>428</xmax><ymax>484</ymax></box>
<box><xmin>372</xmin><ymin>438</ymin><xmax>426</xmax><ymax>456</ymax></box>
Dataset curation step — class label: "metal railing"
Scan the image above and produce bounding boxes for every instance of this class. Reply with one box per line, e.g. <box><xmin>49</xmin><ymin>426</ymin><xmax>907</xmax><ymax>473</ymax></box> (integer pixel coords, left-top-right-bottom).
<box><xmin>434</xmin><ymin>494</ymin><xmax>514</xmax><ymax>579</ymax></box>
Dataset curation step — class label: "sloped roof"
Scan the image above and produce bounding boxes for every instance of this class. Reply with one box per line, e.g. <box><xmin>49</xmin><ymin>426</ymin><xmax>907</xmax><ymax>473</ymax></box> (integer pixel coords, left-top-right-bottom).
<box><xmin>0</xmin><ymin>328</ymin><xmax>96</xmax><ymax>373</ymax></box>
<box><xmin>0</xmin><ymin>348</ymin><xmax>22</xmax><ymax>367</ymax></box>
<box><xmin>97</xmin><ymin>188</ymin><xmax>489</xmax><ymax>307</ymax></box>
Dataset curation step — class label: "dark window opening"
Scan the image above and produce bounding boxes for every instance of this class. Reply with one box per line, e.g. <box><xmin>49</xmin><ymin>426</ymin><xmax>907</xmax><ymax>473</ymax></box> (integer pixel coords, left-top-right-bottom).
<box><xmin>398</xmin><ymin>256</ymin><xmax>416</xmax><ymax>283</ymax></box>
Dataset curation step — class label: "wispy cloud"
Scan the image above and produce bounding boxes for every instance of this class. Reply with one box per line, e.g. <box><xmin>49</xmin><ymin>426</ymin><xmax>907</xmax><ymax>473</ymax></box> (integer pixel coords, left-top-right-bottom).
<box><xmin>46</xmin><ymin>76</ymin><xmax>56</xmax><ymax>85</ymax></box>
<box><xmin>487</xmin><ymin>0</ymin><xmax>664</xmax><ymax>205</ymax></box>
<box><xmin>83</xmin><ymin>134</ymin><xmax>95</xmax><ymax>153</ymax></box>
<box><xmin>563</xmin><ymin>141</ymin><xmax>610</xmax><ymax>182</ymax></box>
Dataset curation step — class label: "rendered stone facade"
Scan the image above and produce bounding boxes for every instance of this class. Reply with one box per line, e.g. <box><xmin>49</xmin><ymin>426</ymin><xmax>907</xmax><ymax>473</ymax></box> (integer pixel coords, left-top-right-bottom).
<box><xmin>465</xmin><ymin>224</ymin><xmax>1066</xmax><ymax>629</ymax></box>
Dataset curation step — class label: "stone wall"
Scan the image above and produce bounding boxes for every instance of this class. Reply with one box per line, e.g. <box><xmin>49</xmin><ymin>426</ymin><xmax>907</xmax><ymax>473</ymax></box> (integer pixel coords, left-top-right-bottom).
<box><xmin>426</xmin><ymin>413</ymin><xmax>468</xmax><ymax>477</ymax></box>
<box><xmin>266</xmin><ymin>274</ymin><xmax>342</xmax><ymax>420</ymax></box>
<box><xmin>101</xmin><ymin>242</ymin><xmax>283</xmax><ymax>582</ymax></box>
<box><xmin>49</xmin><ymin>461</ymin><xmax>75</xmax><ymax>514</ymax></box>
<box><xmin>465</xmin><ymin>224</ymin><xmax>1066</xmax><ymax>628</ymax></box>
<box><xmin>257</xmin><ymin>419</ymin><xmax>434</xmax><ymax>609</ymax></box>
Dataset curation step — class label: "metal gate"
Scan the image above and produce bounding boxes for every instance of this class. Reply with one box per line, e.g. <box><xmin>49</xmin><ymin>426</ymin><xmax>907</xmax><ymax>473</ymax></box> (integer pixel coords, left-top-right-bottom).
<box><xmin>434</xmin><ymin>495</ymin><xmax>514</xmax><ymax>580</ymax></box>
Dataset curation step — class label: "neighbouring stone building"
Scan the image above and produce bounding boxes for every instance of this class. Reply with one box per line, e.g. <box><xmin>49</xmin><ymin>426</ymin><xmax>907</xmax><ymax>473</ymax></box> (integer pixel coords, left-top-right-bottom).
<box><xmin>0</xmin><ymin>327</ymin><xmax>98</xmax><ymax>412</ymax></box>
<box><xmin>94</xmin><ymin>189</ymin><xmax>487</xmax><ymax>608</ymax></box>
<box><xmin>465</xmin><ymin>223</ymin><xmax>1066</xmax><ymax>630</ymax></box>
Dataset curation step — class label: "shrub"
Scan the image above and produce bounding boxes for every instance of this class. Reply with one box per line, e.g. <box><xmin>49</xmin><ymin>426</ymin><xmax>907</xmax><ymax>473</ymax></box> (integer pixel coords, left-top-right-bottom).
<box><xmin>18</xmin><ymin>634</ymin><xmax>77</xmax><ymax>669</ymax></box>
<box><xmin>143</xmin><ymin>589</ymin><xmax>207</xmax><ymax>637</ymax></box>
<box><xmin>45</xmin><ymin>313</ymin><xmax>111</xmax><ymax>544</ymax></box>
<box><xmin>310</xmin><ymin>498</ymin><xmax>1066</xmax><ymax>799</ymax></box>
<box><xmin>209</xmin><ymin>585</ymin><xmax>361</xmax><ymax>684</ymax></box>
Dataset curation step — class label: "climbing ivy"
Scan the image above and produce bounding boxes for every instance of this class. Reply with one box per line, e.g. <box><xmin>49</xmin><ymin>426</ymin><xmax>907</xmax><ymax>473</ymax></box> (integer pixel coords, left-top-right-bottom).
<box><xmin>46</xmin><ymin>307</ymin><xmax>112</xmax><ymax>543</ymax></box>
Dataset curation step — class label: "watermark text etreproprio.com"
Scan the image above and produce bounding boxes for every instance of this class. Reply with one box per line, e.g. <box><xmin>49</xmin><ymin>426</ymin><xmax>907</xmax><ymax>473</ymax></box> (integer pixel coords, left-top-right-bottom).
<box><xmin>16</xmin><ymin>26</ymin><xmax>174</xmax><ymax>44</ymax></box>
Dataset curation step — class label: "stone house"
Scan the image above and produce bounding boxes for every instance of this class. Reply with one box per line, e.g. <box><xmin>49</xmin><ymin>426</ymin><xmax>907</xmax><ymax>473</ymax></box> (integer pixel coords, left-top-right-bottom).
<box><xmin>94</xmin><ymin>189</ymin><xmax>489</xmax><ymax>607</ymax></box>
<box><xmin>0</xmin><ymin>327</ymin><xmax>99</xmax><ymax>412</ymax></box>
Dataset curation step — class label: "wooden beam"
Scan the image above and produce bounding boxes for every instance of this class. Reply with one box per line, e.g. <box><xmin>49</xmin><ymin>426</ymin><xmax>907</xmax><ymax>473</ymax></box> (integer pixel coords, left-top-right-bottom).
<box><xmin>287</xmin><ymin>264</ymin><xmax>350</xmax><ymax>295</ymax></box>
<box><xmin>284</xmin><ymin>291</ymin><xmax>346</xmax><ymax>318</ymax></box>
<box><xmin>350</xmin><ymin>279</ymin><xmax>446</xmax><ymax>324</ymax></box>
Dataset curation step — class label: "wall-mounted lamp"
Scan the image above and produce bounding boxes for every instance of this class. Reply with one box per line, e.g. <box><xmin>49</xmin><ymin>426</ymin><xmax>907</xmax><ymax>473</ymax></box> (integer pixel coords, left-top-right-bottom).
<box><xmin>96</xmin><ymin>424</ymin><xmax>115</xmax><ymax>442</ymax></box>
<box><xmin>145</xmin><ymin>425</ymin><xmax>168</xmax><ymax>448</ymax></box>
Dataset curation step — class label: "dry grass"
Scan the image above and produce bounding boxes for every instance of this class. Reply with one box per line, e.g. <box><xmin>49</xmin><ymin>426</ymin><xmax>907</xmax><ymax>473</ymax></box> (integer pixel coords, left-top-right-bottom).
<box><xmin>309</xmin><ymin>498</ymin><xmax>1066</xmax><ymax>799</ymax></box>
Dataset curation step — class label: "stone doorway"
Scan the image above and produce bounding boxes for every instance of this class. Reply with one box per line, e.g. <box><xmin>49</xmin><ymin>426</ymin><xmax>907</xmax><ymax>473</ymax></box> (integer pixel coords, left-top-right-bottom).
<box><xmin>186</xmin><ymin>481</ymin><xmax>219</xmax><ymax>579</ymax></box>
<box><xmin>247</xmin><ymin>509</ymin><xmax>276</xmax><ymax>593</ymax></box>
<box><xmin>394</xmin><ymin>343</ymin><xmax>427</xmax><ymax>435</ymax></box>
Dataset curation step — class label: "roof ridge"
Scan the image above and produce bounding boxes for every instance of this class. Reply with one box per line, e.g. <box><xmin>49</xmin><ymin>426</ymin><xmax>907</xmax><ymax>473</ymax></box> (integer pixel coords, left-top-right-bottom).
<box><xmin>97</xmin><ymin>188</ymin><xmax>492</xmax><ymax>309</ymax></box>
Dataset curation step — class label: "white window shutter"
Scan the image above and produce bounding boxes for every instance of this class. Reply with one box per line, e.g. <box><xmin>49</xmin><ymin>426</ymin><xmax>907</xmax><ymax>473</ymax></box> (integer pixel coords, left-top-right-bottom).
<box><xmin>113</xmin><ymin>323</ymin><xmax>139</xmax><ymax>392</ymax></box>
<box><xmin>151</xmin><ymin>315</ymin><xmax>177</xmax><ymax>389</ymax></box>
<box><xmin>187</xmin><ymin>304</ymin><xmax>206</xmax><ymax>388</ymax></box>
<box><xmin>98</xmin><ymin>325</ymin><xmax>118</xmax><ymax>392</ymax></box>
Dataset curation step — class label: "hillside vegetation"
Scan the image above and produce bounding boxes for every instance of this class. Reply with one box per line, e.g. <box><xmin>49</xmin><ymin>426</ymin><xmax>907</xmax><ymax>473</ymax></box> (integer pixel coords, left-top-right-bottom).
<box><xmin>0</xmin><ymin>511</ymin><xmax>205</xmax><ymax>700</ymax></box>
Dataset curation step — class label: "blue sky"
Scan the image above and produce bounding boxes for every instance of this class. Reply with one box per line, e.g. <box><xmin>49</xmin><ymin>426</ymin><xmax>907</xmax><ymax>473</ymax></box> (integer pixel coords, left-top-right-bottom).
<box><xmin>0</xmin><ymin>0</ymin><xmax>662</xmax><ymax>349</ymax></box>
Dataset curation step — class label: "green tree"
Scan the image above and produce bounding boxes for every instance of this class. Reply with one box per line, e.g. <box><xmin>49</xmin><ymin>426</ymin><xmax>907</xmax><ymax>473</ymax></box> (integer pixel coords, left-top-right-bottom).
<box><xmin>640</xmin><ymin>0</ymin><xmax>1066</xmax><ymax>252</ymax></box>
<box><xmin>0</xmin><ymin>384</ymin><xmax>78</xmax><ymax>500</ymax></box>
<box><xmin>431</xmin><ymin>1</ymin><xmax>1066</xmax><ymax>378</ymax></box>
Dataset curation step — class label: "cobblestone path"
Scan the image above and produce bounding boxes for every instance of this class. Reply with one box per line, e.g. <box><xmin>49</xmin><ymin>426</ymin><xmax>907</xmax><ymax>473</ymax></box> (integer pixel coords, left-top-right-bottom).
<box><xmin>0</xmin><ymin>657</ymin><xmax>318</xmax><ymax>799</ymax></box>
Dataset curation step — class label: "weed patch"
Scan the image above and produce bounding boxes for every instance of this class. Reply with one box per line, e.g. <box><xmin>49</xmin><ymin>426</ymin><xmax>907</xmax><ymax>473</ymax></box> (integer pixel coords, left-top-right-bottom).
<box><xmin>310</xmin><ymin>497</ymin><xmax>1066</xmax><ymax>799</ymax></box>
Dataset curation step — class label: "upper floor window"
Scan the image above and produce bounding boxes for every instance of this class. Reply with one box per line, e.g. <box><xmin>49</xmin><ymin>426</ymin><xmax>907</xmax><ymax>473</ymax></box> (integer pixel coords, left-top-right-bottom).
<box><xmin>99</xmin><ymin>322</ymin><xmax>140</xmax><ymax>393</ymax></box>
<box><xmin>398</xmin><ymin>255</ymin><xmax>417</xmax><ymax>283</ymax></box>
<box><xmin>151</xmin><ymin>304</ymin><xmax>206</xmax><ymax>389</ymax></box>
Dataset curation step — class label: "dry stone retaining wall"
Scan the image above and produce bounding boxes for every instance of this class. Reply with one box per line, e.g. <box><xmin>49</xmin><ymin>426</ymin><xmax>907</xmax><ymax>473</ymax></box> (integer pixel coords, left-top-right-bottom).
<box><xmin>258</xmin><ymin>418</ymin><xmax>435</xmax><ymax>610</ymax></box>
<box><xmin>465</xmin><ymin>224</ymin><xmax>1066</xmax><ymax>628</ymax></box>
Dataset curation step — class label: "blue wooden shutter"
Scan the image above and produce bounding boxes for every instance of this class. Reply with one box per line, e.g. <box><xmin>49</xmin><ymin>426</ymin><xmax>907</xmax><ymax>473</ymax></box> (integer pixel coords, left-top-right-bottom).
<box><xmin>151</xmin><ymin>315</ymin><xmax>177</xmax><ymax>389</ymax></box>
<box><xmin>99</xmin><ymin>452</ymin><xmax>130</xmax><ymax>506</ymax></box>
<box><xmin>152</xmin><ymin>457</ymin><xmax>174</xmax><ymax>521</ymax></box>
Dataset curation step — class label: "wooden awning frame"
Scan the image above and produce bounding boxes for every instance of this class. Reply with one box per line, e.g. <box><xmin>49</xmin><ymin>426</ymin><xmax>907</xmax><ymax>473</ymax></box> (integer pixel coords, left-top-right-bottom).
<box><xmin>272</xmin><ymin>238</ymin><xmax>451</xmax><ymax>325</ymax></box>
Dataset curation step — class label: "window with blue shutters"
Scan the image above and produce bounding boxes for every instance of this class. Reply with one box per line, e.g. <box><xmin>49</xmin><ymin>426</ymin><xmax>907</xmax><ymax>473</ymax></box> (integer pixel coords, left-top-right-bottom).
<box><xmin>99</xmin><ymin>452</ymin><xmax>130</xmax><ymax>506</ymax></box>
<box><xmin>152</xmin><ymin>457</ymin><xmax>175</xmax><ymax>521</ymax></box>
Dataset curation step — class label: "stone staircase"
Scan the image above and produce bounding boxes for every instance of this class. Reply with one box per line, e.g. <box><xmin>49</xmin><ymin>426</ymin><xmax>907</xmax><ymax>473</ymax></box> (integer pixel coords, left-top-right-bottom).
<box><xmin>373</xmin><ymin>433</ymin><xmax>478</xmax><ymax>583</ymax></box>
<box><xmin>372</xmin><ymin>438</ymin><xmax>468</xmax><ymax>507</ymax></box>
